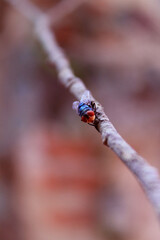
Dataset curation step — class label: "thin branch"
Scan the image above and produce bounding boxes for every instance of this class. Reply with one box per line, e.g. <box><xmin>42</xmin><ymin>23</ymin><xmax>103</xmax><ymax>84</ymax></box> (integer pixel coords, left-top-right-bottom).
<box><xmin>47</xmin><ymin>0</ymin><xmax>89</xmax><ymax>25</ymax></box>
<box><xmin>5</xmin><ymin>0</ymin><xmax>160</xmax><ymax>221</ymax></box>
<box><xmin>5</xmin><ymin>0</ymin><xmax>42</xmax><ymax>21</ymax></box>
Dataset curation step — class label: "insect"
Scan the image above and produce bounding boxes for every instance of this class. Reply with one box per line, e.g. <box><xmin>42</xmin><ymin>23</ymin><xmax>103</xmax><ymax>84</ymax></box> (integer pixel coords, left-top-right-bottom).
<box><xmin>72</xmin><ymin>90</ymin><xmax>96</xmax><ymax>125</ymax></box>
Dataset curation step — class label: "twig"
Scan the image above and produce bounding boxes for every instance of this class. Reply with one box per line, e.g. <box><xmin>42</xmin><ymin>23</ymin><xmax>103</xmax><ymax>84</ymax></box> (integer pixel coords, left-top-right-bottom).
<box><xmin>48</xmin><ymin>0</ymin><xmax>89</xmax><ymax>25</ymax></box>
<box><xmin>5</xmin><ymin>0</ymin><xmax>41</xmax><ymax>21</ymax></box>
<box><xmin>5</xmin><ymin>0</ymin><xmax>160</xmax><ymax>221</ymax></box>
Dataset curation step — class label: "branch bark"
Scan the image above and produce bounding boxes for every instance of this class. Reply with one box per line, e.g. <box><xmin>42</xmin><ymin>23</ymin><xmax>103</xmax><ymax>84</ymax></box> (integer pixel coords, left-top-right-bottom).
<box><xmin>48</xmin><ymin>0</ymin><xmax>88</xmax><ymax>25</ymax></box>
<box><xmin>5</xmin><ymin>0</ymin><xmax>160</xmax><ymax>222</ymax></box>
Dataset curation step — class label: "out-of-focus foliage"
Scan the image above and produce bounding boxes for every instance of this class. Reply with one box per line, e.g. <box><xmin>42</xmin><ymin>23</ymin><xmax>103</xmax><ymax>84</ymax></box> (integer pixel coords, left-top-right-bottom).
<box><xmin>0</xmin><ymin>0</ymin><xmax>160</xmax><ymax>240</ymax></box>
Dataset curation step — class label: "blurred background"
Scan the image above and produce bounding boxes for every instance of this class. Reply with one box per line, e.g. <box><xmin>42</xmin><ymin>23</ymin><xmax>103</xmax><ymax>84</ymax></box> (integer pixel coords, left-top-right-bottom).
<box><xmin>0</xmin><ymin>0</ymin><xmax>160</xmax><ymax>239</ymax></box>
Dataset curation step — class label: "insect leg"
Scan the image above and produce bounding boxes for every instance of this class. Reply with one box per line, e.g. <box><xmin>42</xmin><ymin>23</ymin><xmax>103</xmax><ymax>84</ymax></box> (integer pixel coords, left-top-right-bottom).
<box><xmin>88</xmin><ymin>123</ymin><xmax>95</xmax><ymax>126</ymax></box>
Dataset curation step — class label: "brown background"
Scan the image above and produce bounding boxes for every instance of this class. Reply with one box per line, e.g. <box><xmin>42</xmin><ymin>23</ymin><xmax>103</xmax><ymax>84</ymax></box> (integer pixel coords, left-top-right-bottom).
<box><xmin>0</xmin><ymin>0</ymin><xmax>160</xmax><ymax>239</ymax></box>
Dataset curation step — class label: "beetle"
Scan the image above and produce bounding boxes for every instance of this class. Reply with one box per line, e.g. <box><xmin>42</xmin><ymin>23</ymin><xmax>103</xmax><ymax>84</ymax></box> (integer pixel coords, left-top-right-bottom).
<box><xmin>72</xmin><ymin>90</ymin><xmax>96</xmax><ymax>125</ymax></box>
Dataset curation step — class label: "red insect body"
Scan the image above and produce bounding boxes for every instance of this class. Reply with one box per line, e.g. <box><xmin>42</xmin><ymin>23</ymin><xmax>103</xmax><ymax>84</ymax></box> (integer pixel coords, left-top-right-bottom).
<box><xmin>81</xmin><ymin>110</ymin><xmax>95</xmax><ymax>123</ymax></box>
<box><xmin>87</xmin><ymin>110</ymin><xmax>95</xmax><ymax>116</ymax></box>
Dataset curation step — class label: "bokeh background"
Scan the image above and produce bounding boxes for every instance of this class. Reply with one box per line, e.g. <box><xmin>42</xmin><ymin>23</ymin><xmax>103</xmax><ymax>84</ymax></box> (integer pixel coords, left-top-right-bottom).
<box><xmin>0</xmin><ymin>0</ymin><xmax>160</xmax><ymax>239</ymax></box>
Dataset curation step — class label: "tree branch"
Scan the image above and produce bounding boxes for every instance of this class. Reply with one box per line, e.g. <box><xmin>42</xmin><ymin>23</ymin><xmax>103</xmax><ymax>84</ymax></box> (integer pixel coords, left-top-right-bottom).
<box><xmin>48</xmin><ymin>0</ymin><xmax>89</xmax><ymax>25</ymax></box>
<box><xmin>5</xmin><ymin>0</ymin><xmax>160</xmax><ymax>221</ymax></box>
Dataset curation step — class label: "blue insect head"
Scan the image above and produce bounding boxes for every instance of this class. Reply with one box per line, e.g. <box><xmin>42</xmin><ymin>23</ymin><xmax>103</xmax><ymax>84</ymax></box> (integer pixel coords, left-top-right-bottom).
<box><xmin>78</xmin><ymin>103</ymin><xmax>92</xmax><ymax>117</ymax></box>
